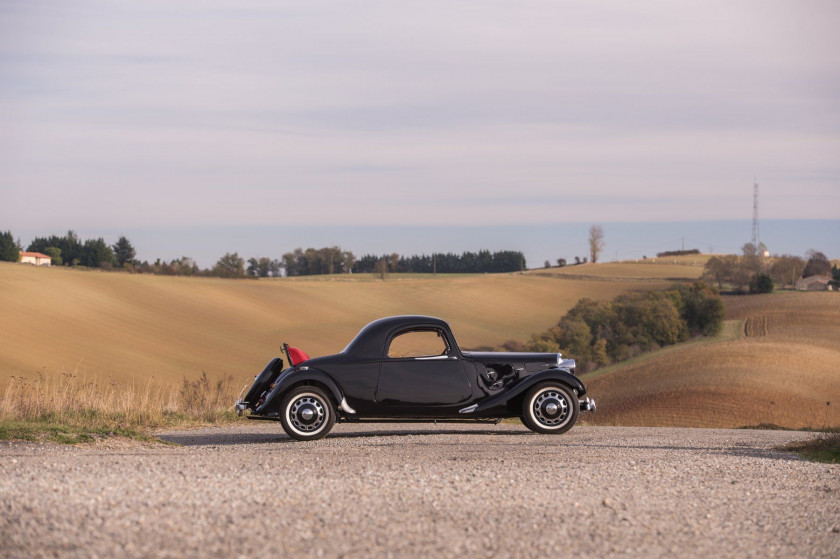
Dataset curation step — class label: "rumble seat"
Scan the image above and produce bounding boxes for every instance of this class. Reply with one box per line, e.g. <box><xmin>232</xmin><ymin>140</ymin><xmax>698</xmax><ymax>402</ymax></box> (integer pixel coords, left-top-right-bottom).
<box><xmin>287</xmin><ymin>346</ymin><xmax>310</xmax><ymax>366</ymax></box>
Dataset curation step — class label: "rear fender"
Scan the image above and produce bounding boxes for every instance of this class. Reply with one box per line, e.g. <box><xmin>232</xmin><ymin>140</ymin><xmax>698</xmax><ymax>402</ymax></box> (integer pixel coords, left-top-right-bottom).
<box><xmin>256</xmin><ymin>368</ymin><xmax>346</xmax><ymax>417</ymax></box>
<box><xmin>470</xmin><ymin>369</ymin><xmax>585</xmax><ymax>416</ymax></box>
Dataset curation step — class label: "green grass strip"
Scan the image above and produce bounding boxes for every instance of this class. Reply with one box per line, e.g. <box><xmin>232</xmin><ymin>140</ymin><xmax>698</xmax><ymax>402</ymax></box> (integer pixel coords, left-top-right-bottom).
<box><xmin>781</xmin><ymin>433</ymin><xmax>840</xmax><ymax>464</ymax></box>
<box><xmin>0</xmin><ymin>419</ymin><xmax>165</xmax><ymax>445</ymax></box>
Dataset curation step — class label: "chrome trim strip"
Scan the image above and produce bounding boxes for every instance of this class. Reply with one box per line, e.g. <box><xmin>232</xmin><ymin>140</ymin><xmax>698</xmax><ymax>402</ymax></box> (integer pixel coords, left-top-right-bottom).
<box><xmin>340</xmin><ymin>397</ymin><xmax>357</xmax><ymax>414</ymax></box>
<box><xmin>459</xmin><ymin>404</ymin><xmax>478</xmax><ymax>414</ymax></box>
<box><xmin>415</xmin><ymin>355</ymin><xmax>451</xmax><ymax>360</ymax></box>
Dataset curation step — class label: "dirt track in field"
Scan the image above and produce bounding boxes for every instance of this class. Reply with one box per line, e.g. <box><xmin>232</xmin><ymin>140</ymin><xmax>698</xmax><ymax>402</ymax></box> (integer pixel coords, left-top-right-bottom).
<box><xmin>744</xmin><ymin>315</ymin><xmax>769</xmax><ymax>337</ymax></box>
<box><xmin>2</xmin><ymin>424</ymin><xmax>839</xmax><ymax>558</ymax></box>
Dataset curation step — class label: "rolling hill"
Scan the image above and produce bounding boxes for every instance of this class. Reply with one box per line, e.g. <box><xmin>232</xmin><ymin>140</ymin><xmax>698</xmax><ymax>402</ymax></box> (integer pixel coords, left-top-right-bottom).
<box><xmin>0</xmin><ymin>262</ymin><xmax>675</xmax><ymax>387</ymax></box>
<box><xmin>583</xmin><ymin>291</ymin><xmax>840</xmax><ymax>429</ymax></box>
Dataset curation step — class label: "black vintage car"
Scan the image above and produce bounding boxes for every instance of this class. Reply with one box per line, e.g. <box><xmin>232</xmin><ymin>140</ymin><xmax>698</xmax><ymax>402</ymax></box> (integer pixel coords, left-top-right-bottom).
<box><xmin>235</xmin><ymin>315</ymin><xmax>595</xmax><ymax>440</ymax></box>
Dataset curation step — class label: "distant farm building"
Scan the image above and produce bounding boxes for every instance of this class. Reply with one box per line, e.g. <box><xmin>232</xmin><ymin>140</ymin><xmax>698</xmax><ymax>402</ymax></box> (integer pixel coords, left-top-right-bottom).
<box><xmin>19</xmin><ymin>252</ymin><xmax>51</xmax><ymax>266</ymax></box>
<box><xmin>795</xmin><ymin>275</ymin><xmax>832</xmax><ymax>291</ymax></box>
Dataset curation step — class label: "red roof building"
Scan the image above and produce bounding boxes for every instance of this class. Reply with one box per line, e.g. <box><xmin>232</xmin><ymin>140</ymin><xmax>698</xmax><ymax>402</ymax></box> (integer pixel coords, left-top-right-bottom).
<box><xmin>19</xmin><ymin>252</ymin><xmax>52</xmax><ymax>266</ymax></box>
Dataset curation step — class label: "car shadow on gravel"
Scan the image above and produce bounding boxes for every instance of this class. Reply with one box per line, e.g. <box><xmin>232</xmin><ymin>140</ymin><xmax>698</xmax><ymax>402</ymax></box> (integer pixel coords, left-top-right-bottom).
<box><xmin>158</xmin><ymin>427</ymin><xmax>533</xmax><ymax>447</ymax></box>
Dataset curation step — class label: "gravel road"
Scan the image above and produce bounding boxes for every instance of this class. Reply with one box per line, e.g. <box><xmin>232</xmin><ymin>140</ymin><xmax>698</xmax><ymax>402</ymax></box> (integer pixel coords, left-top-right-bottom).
<box><xmin>1</xmin><ymin>424</ymin><xmax>838</xmax><ymax>558</ymax></box>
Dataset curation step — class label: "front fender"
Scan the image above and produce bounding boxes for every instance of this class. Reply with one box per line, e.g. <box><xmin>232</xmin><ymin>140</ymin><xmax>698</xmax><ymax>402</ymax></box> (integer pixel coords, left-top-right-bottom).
<box><xmin>470</xmin><ymin>369</ymin><xmax>586</xmax><ymax>417</ymax></box>
<box><xmin>256</xmin><ymin>368</ymin><xmax>346</xmax><ymax>417</ymax></box>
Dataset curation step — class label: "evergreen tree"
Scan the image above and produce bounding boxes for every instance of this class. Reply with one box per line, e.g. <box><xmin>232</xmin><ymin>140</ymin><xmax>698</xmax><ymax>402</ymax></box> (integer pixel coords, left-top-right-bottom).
<box><xmin>750</xmin><ymin>272</ymin><xmax>774</xmax><ymax>294</ymax></box>
<box><xmin>112</xmin><ymin>236</ymin><xmax>136</xmax><ymax>267</ymax></box>
<box><xmin>82</xmin><ymin>238</ymin><xmax>116</xmax><ymax>268</ymax></box>
<box><xmin>0</xmin><ymin>230</ymin><xmax>20</xmax><ymax>262</ymax></box>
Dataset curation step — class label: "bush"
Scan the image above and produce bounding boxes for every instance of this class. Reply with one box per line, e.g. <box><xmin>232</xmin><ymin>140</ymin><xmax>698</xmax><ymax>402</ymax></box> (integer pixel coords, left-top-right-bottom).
<box><xmin>750</xmin><ymin>272</ymin><xmax>774</xmax><ymax>294</ymax></box>
<box><xmin>43</xmin><ymin>247</ymin><xmax>62</xmax><ymax>266</ymax></box>
<box><xmin>656</xmin><ymin>249</ymin><xmax>700</xmax><ymax>257</ymax></box>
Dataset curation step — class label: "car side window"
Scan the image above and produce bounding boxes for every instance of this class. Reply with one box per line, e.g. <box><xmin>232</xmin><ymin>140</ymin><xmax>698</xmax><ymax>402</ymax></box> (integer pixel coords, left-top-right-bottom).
<box><xmin>387</xmin><ymin>329</ymin><xmax>449</xmax><ymax>358</ymax></box>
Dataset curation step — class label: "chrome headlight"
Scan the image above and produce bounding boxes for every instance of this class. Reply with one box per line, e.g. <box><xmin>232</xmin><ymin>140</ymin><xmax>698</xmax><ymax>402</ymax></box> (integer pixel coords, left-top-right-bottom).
<box><xmin>559</xmin><ymin>358</ymin><xmax>576</xmax><ymax>374</ymax></box>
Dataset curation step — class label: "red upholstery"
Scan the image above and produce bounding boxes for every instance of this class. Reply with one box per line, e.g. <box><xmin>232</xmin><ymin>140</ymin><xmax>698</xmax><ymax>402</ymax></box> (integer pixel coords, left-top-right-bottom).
<box><xmin>287</xmin><ymin>346</ymin><xmax>310</xmax><ymax>366</ymax></box>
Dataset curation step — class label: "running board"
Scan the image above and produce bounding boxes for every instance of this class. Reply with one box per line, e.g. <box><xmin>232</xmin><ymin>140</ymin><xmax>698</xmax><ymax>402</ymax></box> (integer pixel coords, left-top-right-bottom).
<box><xmin>337</xmin><ymin>418</ymin><xmax>503</xmax><ymax>425</ymax></box>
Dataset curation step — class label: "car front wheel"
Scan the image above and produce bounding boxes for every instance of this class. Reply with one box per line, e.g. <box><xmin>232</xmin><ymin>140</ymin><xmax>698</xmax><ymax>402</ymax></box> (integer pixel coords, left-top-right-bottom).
<box><xmin>279</xmin><ymin>386</ymin><xmax>336</xmax><ymax>441</ymax></box>
<box><xmin>521</xmin><ymin>383</ymin><xmax>578</xmax><ymax>434</ymax></box>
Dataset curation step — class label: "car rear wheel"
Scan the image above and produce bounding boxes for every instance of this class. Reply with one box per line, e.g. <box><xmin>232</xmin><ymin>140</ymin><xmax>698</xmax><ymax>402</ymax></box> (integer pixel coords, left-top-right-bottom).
<box><xmin>279</xmin><ymin>386</ymin><xmax>336</xmax><ymax>441</ymax></box>
<box><xmin>521</xmin><ymin>383</ymin><xmax>578</xmax><ymax>434</ymax></box>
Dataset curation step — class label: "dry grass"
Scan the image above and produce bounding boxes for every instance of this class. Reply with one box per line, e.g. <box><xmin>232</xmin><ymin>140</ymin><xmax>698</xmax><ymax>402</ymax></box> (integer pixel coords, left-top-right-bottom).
<box><xmin>583</xmin><ymin>292</ymin><xmax>840</xmax><ymax>429</ymax></box>
<box><xmin>0</xmin><ymin>369</ymin><xmax>244</xmax><ymax>443</ymax></box>
<box><xmin>0</xmin><ymin>262</ymin><xmax>673</xmax><ymax>387</ymax></box>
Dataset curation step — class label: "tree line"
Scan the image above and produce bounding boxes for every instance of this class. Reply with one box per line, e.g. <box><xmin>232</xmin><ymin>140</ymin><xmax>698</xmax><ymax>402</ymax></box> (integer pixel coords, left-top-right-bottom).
<box><xmin>1</xmin><ymin>230</ymin><xmax>527</xmax><ymax>278</ymax></box>
<box><xmin>352</xmin><ymin>250</ymin><xmax>526</xmax><ymax>276</ymax></box>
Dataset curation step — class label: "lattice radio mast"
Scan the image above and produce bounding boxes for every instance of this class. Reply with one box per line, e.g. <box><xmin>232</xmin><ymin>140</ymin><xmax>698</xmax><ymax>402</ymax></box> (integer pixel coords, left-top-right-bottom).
<box><xmin>751</xmin><ymin>180</ymin><xmax>760</xmax><ymax>248</ymax></box>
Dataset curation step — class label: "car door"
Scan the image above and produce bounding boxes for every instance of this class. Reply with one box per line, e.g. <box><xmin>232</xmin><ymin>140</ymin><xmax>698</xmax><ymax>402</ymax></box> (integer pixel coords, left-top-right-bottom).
<box><xmin>374</xmin><ymin>328</ymin><xmax>473</xmax><ymax>416</ymax></box>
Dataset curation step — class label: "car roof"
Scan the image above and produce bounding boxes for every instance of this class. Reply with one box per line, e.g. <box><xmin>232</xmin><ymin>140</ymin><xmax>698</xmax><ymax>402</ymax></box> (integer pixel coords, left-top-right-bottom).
<box><xmin>342</xmin><ymin>315</ymin><xmax>453</xmax><ymax>358</ymax></box>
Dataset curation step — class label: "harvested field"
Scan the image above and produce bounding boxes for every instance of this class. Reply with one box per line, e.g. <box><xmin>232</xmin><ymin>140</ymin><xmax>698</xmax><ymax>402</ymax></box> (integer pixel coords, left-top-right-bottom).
<box><xmin>584</xmin><ymin>292</ymin><xmax>840</xmax><ymax>429</ymax></box>
<box><xmin>725</xmin><ymin>292</ymin><xmax>840</xmax><ymax>350</ymax></box>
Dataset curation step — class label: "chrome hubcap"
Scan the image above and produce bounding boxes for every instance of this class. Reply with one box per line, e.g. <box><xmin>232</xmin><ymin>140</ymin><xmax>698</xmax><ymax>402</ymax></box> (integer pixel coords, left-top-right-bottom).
<box><xmin>533</xmin><ymin>390</ymin><xmax>569</xmax><ymax>427</ymax></box>
<box><xmin>289</xmin><ymin>395</ymin><xmax>326</xmax><ymax>433</ymax></box>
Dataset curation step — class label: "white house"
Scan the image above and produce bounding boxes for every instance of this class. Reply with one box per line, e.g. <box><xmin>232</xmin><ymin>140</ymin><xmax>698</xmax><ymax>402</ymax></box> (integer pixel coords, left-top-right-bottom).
<box><xmin>19</xmin><ymin>251</ymin><xmax>52</xmax><ymax>266</ymax></box>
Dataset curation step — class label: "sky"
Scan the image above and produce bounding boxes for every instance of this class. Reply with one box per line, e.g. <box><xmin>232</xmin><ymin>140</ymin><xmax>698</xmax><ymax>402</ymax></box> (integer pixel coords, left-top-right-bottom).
<box><xmin>1</xmin><ymin>1</ymin><xmax>839</xmax><ymax>265</ymax></box>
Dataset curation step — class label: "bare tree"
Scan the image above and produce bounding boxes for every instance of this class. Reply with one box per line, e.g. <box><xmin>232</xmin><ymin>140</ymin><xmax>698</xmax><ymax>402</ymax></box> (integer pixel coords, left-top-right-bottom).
<box><xmin>588</xmin><ymin>224</ymin><xmax>605</xmax><ymax>263</ymax></box>
<box><xmin>373</xmin><ymin>258</ymin><xmax>389</xmax><ymax>280</ymax></box>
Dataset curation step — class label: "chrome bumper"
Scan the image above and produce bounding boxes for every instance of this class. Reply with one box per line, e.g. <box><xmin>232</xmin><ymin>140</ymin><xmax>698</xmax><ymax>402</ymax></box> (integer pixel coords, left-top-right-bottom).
<box><xmin>580</xmin><ymin>397</ymin><xmax>596</xmax><ymax>413</ymax></box>
<box><xmin>234</xmin><ymin>399</ymin><xmax>247</xmax><ymax>416</ymax></box>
